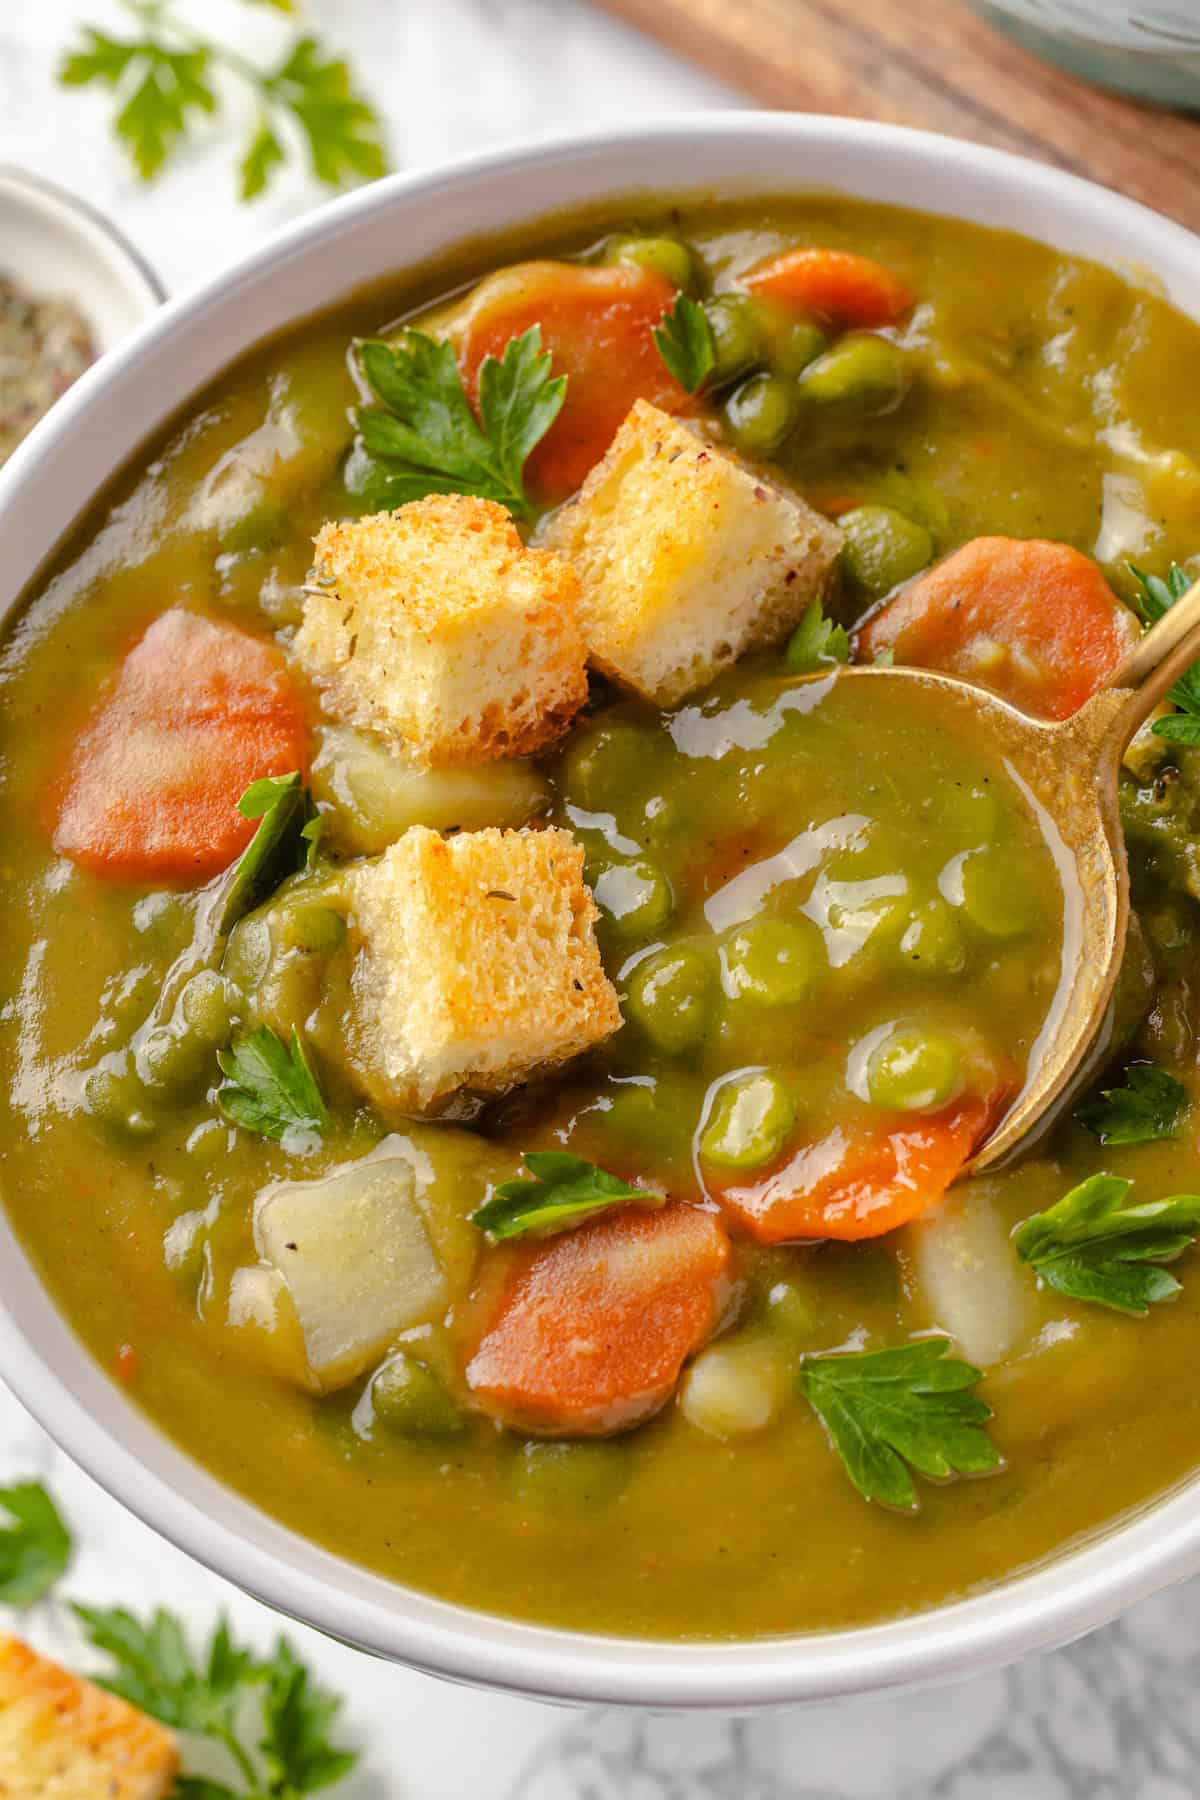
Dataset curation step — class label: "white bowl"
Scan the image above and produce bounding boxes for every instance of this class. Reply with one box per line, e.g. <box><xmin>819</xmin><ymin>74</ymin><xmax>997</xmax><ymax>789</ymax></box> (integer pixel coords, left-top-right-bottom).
<box><xmin>0</xmin><ymin>166</ymin><xmax>163</xmax><ymax>356</ymax></box>
<box><xmin>1</xmin><ymin>115</ymin><xmax>1199</xmax><ymax>1709</ymax></box>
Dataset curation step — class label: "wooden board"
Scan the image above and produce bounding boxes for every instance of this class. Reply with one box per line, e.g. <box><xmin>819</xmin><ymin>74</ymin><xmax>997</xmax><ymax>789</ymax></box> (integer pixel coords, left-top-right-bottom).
<box><xmin>595</xmin><ymin>0</ymin><xmax>1200</xmax><ymax>234</ymax></box>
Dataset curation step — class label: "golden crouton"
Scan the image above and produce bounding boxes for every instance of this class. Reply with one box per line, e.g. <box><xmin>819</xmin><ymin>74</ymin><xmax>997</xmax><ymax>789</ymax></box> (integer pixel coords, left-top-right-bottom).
<box><xmin>344</xmin><ymin>825</ymin><xmax>620</xmax><ymax>1113</ymax></box>
<box><xmin>545</xmin><ymin>400</ymin><xmax>843</xmax><ymax>706</ymax></box>
<box><xmin>296</xmin><ymin>494</ymin><xmax>587</xmax><ymax>766</ymax></box>
<box><xmin>0</xmin><ymin>1635</ymin><xmax>178</xmax><ymax>1799</ymax></box>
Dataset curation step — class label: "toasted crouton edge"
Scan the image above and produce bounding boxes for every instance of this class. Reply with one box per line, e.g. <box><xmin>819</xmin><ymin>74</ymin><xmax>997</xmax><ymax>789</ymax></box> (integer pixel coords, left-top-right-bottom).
<box><xmin>546</xmin><ymin>399</ymin><xmax>843</xmax><ymax>706</ymax></box>
<box><xmin>296</xmin><ymin>494</ymin><xmax>587</xmax><ymax>767</ymax></box>
<box><xmin>0</xmin><ymin>1635</ymin><xmax>179</xmax><ymax>1800</ymax></box>
<box><xmin>346</xmin><ymin>824</ymin><xmax>621</xmax><ymax>1114</ymax></box>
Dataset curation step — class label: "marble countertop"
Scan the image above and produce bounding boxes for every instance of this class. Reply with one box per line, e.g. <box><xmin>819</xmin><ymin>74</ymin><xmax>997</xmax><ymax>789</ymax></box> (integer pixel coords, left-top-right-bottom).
<box><xmin>3</xmin><ymin>4</ymin><xmax>1200</xmax><ymax>1794</ymax></box>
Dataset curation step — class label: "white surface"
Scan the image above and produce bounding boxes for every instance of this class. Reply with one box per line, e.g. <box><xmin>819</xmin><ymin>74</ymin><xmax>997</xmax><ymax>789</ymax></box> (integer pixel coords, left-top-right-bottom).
<box><xmin>3</xmin><ymin>4</ymin><xmax>1200</xmax><ymax>1794</ymax></box>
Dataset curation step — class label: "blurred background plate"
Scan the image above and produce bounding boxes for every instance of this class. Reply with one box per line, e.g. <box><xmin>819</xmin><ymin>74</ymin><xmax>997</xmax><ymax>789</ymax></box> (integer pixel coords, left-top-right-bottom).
<box><xmin>975</xmin><ymin>1</ymin><xmax>1200</xmax><ymax>107</ymax></box>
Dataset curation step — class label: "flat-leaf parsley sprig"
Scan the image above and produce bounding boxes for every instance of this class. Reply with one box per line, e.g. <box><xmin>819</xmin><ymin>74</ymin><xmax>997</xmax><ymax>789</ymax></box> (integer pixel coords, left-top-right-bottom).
<box><xmin>652</xmin><ymin>294</ymin><xmax>716</xmax><ymax>395</ymax></box>
<box><xmin>59</xmin><ymin>1</ymin><xmax>386</xmax><ymax>200</ymax></box>
<box><xmin>0</xmin><ymin>1481</ymin><xmax>72</xmax><ymax>1607</ymax></box>
<box><xmin>349</xmin><ymin>327</ymin><xmax>566</xmax><ymax>520</ymax></box>
<box><xmin>216</xmin><ymin>1025</ymin><xmax>327</xmax><ymax>1143</ymax></box>
<box><xmin>1129</xmin><ymin>562</ymin><xmax>1200</xmax><ymax>744</ymax></box>
<box><xmin>798</xmin><ymin>1337</ymin><xmax>1000</xmax><ymax>1510</ymax></box>
<box><xmin>1075</xmin><ymin>1061</ymin><xmax>1187</xmax><ymax>1146</ymax></box>
<box><xmin>1015</xmin><ymin>1172</ymin><xmax>1200</xmax><ymax>1315</ymax></box>
<box><xmin>472</xmin><ymin>1151</ymin><xmax>663</xmax><ymax>1241</ymax></box>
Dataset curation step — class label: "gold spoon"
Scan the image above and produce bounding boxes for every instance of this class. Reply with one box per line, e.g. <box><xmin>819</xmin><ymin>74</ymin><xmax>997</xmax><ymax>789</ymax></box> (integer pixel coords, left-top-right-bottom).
<box><xmin>833</xmin><ymin>574</ymin><xmax>1200</xmax><ymax>1172</ymax></box>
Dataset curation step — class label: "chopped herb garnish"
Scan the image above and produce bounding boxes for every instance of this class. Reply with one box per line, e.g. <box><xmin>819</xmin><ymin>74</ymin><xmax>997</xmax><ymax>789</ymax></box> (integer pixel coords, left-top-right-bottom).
<box><xmin>0</xmin><ymin>1480</ymin><xmax>71</xmax><ymax>1607</ymax></box>
<box><xmin>74</xmin><ymin>1606</ymin><xmax>357</xmax><ymax>1796</ymax></box>
<box><xmin>1076</xmin><ymin>1062</ymin><xmax>1187</xmax><ymax>1145</ymax></box>
<box><xmin>1014</xmin><ymin>1173</ymin><xmax>1200</xmax><ymax>1315</ymax></box>
<box><xmin>219</xmin><ymin>772</ymin><xmax>321</xmax><ymax>935</ymax></box>
<box><xmin>59</xmin><ymin>10</ymin><xmax>385</xmax><ymax>200</ymax></box>
<box><xmin>798</xmin><ymin>1338</ymin><xmax>1001</xmax><ymax>1510</ymax></box>
<box><xmin>471</xmin><ymin>1150</ymin><xmax>662</xmax><ymax>1241</ymax></box>
<box><xmin>1129</xmin><ymin>562</ymin><xmax>1200</xmax><ymax>743</ymax></box>
<box><xmin>216</xmin><ymin>1026</ymin><xmax>327</xmax><ymax>1142</ymax></box>
<box><xmin>785</xmin><ymin>598</ymin><xmax>850</xmax><ymax>671</ymax></box>
<box><xmin>652</xmin><ymin>293</ymin><xmax>716</xmax><ymax>395</ymax></box>
<box><xmin>350</xmin><ymin>326</ymin><xmax>566</xmax><ymax>520</ymax></box>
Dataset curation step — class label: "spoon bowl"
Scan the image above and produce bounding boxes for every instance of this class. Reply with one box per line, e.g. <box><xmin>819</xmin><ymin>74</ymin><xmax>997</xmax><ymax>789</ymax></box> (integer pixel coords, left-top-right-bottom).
<box><xmin>838</xmin><ymin>572</ymin><xmax>1200</xmax><ymax>1171</ymax></box>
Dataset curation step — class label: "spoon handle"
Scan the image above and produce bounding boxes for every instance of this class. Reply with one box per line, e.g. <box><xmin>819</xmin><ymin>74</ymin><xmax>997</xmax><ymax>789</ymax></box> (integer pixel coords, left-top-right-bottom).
<box><xmin>1108</xmin><ymin>573</ymin><xmax>1200</xmax><ymax>733</ymax></box>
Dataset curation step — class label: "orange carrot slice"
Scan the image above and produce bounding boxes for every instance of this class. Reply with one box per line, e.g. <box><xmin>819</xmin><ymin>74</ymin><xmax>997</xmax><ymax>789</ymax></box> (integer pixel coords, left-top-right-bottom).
<box><xmin>453</xmin><ymin>261</ymin><xmax>691</xmax><ymax>501</ymax></box>
<box><xmin>744</xmin><ymin>247</ymin><xmax>913</xmax><ymax>329</ymax></box>
<box><xmin>711</xmin><ymin>1092</ymin><xmax>1001</xmax><ymax>1244</ymax></box>
<box><xmin>854</xmin><ymin>537</ymin><xmax>1138</xmax><ymax>722</ymax></box>
<box><xmin>466</xmin><ymin>1201</ymin><xmax>730</xmax><ymax>1435</ymax></box>
<box><xmin>54</xmin><ymin>609</ymin><xmax>308</xmax><ymax>883</ymax></box>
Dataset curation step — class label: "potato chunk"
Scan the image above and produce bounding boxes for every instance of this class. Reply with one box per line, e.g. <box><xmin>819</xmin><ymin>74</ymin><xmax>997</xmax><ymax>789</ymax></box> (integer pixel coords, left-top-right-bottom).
<box><xmin>255</xmin><ymin>1157</ymin><xmax>447</xmax><ymax>1391</ymax></box>
<box><xmin>545</xmin><ymin>399</ymin><xmax>842</xmax><ymax>705</ymax></box>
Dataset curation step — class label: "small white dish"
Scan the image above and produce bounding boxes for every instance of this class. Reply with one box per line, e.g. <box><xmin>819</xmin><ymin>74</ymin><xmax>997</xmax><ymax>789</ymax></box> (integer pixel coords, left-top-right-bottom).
<box><xmin>0</xmin><ymin>165</ymin><xmax>163</xmax><ymax>356</ymax></box>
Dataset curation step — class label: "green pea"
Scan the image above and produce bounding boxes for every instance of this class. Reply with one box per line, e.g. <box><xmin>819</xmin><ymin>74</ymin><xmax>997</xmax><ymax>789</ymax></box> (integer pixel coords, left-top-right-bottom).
<box><xmin>83</xmin><ymin>1064</ymin><xmax>154</xmax><ymax>1136</ymax></box>
<box><xmin>721</xmin><ymin>916</ymin><xmax>823</xmax><ymax>1007</ymax></box>
<box><xmin>704</xmin><ymin>295</ymin><xmax>764</xmax><ymax>384</ymax></box>
<box><xmin>700</xmin><ymin>1070</ymin><xmax>795</xmax><ymax>1169</ymax></box>
<box><xmin>178</xmin><ymin>970</ymin><xmax>234</xmax><ymax>1045</ymax></box>
<box><xmin>370</xmin><ymin>1353</ymin><xmax>464</xmax><ymax>1439</ymax></box>
<box><xmin>277</xmin><ymin>903</ymin><xmax>347</xmax><ymax>955</ymax></box>
<box><xmin>561</xmin><ymin>719</ymin><xmax>660</xmax><ymax>814</ymax></box>
<box><xmin>605</xmin><ymin>234</ymin><xmax>695</xmax><ymax>291</ymax></box>
<box><xmin>510</xmin><ymin>1439</ymin><xmax>628</xmax><ymax>1514</ymax></box>
<box><xmin>593</xmin><ymin>859</ymin><xmax>673</xmax><ymax>939</ymax></box>
<box><xmin>798</xmin><ymin>333</ymin><xmax>910</xmax><ymax>418</ymax></box>
<box><xmin>219</xmin><ymin>497</ymin><xmax>287</xmax><ymax>557</ymax></box>
<box><xmin>763</xmin><ymin>1278</ymin><xmax>817</xmax><ymax>1340</ymax></box>
<box><xmin>759</xmin><ymin>310</ymin><xmax>827</xmax><ymax>377</ymax></box>
<box><xmin>937</xmin><ymin>781</ymin><xmax>1001</xmax><ymax>848</ymax></box>
<box><xmin>625</xmin><ymin>945</ymin><xmax>714</xmax><ymax>1055</ymax></box>
<box><xmin>957</xmin><ymin>848</ymin><xmax>1039</xmax><ymax>937</ymax></box>
<box><xmin>898</xmin><ymin>899</ymin><xmax>967</xmax><ymax>977</ymax></box>
<box><xmin>724</xmin><ymin>372</ymin><xmax>800</xmax><ymax>457</ymax></box>
<box><xmin>839</xmin><ymin>504</ymin><xmax>933</xmax><ymax>597</ymax></box>
<box><xmin>865</xmin><ymin>1025</ymin><xmax>962</xmax><ymax>1113</ymax></box>
<box><xmin>137</xmin><ymin>1024</ymin><xmax>210</xmax><ymax>1093</ymax></box>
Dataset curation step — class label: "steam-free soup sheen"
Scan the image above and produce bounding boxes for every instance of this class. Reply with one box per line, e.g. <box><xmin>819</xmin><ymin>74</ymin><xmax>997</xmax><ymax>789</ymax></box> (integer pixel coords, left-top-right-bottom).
<box><xmin>4</xmin><ymin>197</ymin><xmax>1200</xmax><ymax>1640</ymax></box>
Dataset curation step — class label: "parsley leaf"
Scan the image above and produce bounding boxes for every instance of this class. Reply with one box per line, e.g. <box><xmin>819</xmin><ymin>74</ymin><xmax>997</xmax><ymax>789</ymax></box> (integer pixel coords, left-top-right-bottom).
<box><xmin>1128</xmin><ymin>562</ymin><xmax>1200</xmax><ymax>741</ymax></box>
<box><xmin>351</xmin><ymin>327</ymin><xmax>566</xmax><ymax>520</ymax></box>
<box><xmin>216</xmin><ymin>1026</ymin><xmax>327</xmax><ymax>1143</ymax></box>
<box><xmin>59</xmin><ymin>8</ymin><xmax>384</xmax><ymax>201</ymax></box>
<box><xmin>219</xmin><ymin>772</ymin><xmax>322</xmax><ymax>935</ymax></box>
<box><xmin>1014</xmin><ymin>1173</ymin><xmax>1200</xmax><ymax>1315</ymax></box>
<box><xmin>263</xmin><ymin>36</ymin><xmax>385</xmax><ymax>188</ymax></box>
<box><xmin>259</xmin><ymin>1638</ymin><xmax>357</xmax><ymax>1795</ymax></box>
<box><xmin>472</xmin><ymin>1151</ymin><xmax>662</xmax><ymax>1241</ymax></box>
<box><xmin>652</xmin><ymin>294</ymin><xmax>715</xmax><ymax>394</ymax></box>
<box><xmin>0</xmin><ymin>1481</ymin><xmax>71</xmax><ymax>1607</ymax></box>
<box><xmin>1076</xmin><ymin>1062</ymin><xmax>1187</xmax><ymax>1145</ymax></box>
<box><xmin>75</xmin><ymin>1609</ymin><xmax>357</xmax><ymax>1796</ymax></box>
<box><xmin>785</xmin><ymin>599</ymin><xmax>850</xmax><ymax>671</ymax></box>
<box><xmin>799</xmin><ymin>1338</ymin><xmax>1000</xmax><ymax>1510</ymax></box>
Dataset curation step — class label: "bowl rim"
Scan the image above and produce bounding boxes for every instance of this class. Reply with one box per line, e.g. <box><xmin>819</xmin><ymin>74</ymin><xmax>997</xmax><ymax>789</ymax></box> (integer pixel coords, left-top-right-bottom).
<box><xmin>3</xmin><ymin>110</ymin><xmax>1200</xmax><ymax>1708</ymax></box>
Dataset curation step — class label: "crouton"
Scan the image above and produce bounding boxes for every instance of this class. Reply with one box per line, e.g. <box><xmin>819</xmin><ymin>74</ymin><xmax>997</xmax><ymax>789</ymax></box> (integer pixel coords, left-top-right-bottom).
<box><xmin>295</xmin><ymin>494</ymin><xmax>587</xmax><ymax>766</ymax></box>
<box><xmin>0</xmin><ymin>1635</ymin><xmax>178</xmax><ymax>1799</ymax></box>
<box><xmin>344</xmin><ymin>825</ymin><xmax>620</xmax><ymax>1113</ymax></box>
<box><xmin>544</xmin><ymin>399</ymin><xmax>843</xmax><ymax>706</ymax></box>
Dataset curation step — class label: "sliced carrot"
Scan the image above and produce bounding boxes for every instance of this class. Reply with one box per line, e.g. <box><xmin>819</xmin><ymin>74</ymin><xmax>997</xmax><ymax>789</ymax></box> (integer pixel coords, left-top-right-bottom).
<box><xmin>743</xmin><ymin>247</ymin><xmax>913</xmax><ymax>329</ymax></box>
<box><xmin>453</xmin><ymin>260</ymin><xmax>691</xmax><ymax>501</ymax></box>
<box><xmin>711</xmin><ymin>1091</ymin><xmax>1002</xmax><ymax>1245</ymax></box>
<box><xmin>854</xmin><ymin>537</ymin><xmax>1138</xmax><ymax>722</ymax></box>
<box><xmin>54</xmin><ymin>609</ymin><xmax>308</xmax><ymax>883</ymax></box>
<box><xmin>466</xmin><ymin>1201</ymin><xmax>730</xmax><ymax>1436</ymax></box>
